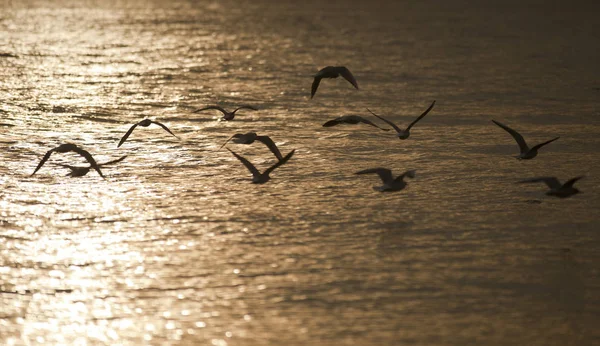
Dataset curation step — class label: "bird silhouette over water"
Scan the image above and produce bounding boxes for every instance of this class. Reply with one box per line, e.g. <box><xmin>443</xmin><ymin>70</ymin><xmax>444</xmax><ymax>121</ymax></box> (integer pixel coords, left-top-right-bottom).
<box><xmin>355</xmin><ymin>168</ymin><xmax>416</xmax><ymax>192</ymax></box>
<box><xmin>228</xmin><ymin>148</ymin><xmax>295</xmax><ymax>184</ymax></box>
<box><xmin>366</xmin><ymin>101</ymin><xmax>436</xmax><ymax>139</ymax></box>
<box><xmin>192</xmin><ymin>105</ymin><xmax>258</xmax><ymax>121</ymax></box>
<box><xmin>518</xmin><ymin>176</ymin><xmax>583</xmax><ymax>198</ymax></box>
<box><xmin>491</xmin><ymin>120</ymin><xmax>559</xmax><ymax>160</ymax></box>
<box><xmin>322</xmin><ymin>115</ymin><xmax>390</xmax><ymax>131</ymax></box>
<box><xmin>31</xmin><ymin>143</ymin><xmax>104</xmax><ymax>178</ymax></box>
<box><xmin>118</xmin><ymin>119</ymin><xmax>178</xmax><ymax>148</ymax></box>
<box><xmin>57</xmin><ymin>155</ymin><xmax>127</xmax><ymax>177</ymax></box>
<box><xmin>311</xmin><ymin>66</ymin><xmax>359</xmax><ymax>99</ymax></box>
<box><xmin>220</xmin><ymin>132</ymin><xmax>283</xmax><ymax>160</ymax></box>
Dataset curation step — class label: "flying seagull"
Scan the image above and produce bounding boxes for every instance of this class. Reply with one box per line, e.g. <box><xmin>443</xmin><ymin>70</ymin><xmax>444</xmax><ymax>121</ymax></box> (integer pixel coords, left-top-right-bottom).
<box><xmin>31</xmin><ymin>143</ymin><xmax>104</xmax><ymax>178</ymax></box>
<box><xmin>311</xmin><ymin>66</ymin><xmax>359</xmax><ymax>99</ymax></box>
<box><xmin>322</xmin><ymin>115</ymin><xmax>390</xmax><ymax>131</ymax></box>
<box><xmin>192</xmin><ymin>105</ymin><xmax>258</xmax><ymax>121</ymax></box>
<box><xmin>491</xmin><ymin>120</ymin><xmax>559</xmax><ymax>159</ymax></box>
<box><xmin>517</xmin><ymin>176</ymin><xmax>583</xmax><ymax>198</ymax></box>
<box><xmin>366</xmin><ymin>100</ymin><xmax>436</xmax><ymax>139</ymax></box>
<box><xmin>355</xmin><ymin>168</ymin><xmax>416</xmax><ymax>192</ymax></box>
<box><xmin>219</xmin><ymin>132</ymin><xmax>283</xmax><ymax>160</ymax></box>
<box><xmin>56</xmin><ymin>155</ymin><xmax>128</xmax><ymax>177</ymax></box>
<box><xmin>227</xmin><ymin>148</ymin><xmax>295</xmax><ymax>184</ymax></box>
<box><xmin>117</xmin><ymin>119</ymin><xmax>178</xmax><ymax>148</ymax></box>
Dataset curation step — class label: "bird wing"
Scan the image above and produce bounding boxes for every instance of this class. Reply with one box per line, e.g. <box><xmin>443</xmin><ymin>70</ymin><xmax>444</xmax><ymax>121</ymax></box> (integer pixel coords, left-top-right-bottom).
<box><xmin>117</xmin><ymin>123</ymin><xmax>139</xmax><ymax>148</ymax></box>
<box><xmin>562</xmin><ymin>176</ymin><xmax>584</xmax><ymax>189</ymax></box>
<box><xmin>322</xmin><ymin>118</ymin><xmax>342</xmax><ymax>127</ymax></box>
<box><xmin>395</xmin><ymin>170</ymin><xmax>416</xmax><ymax>182</ymax></box>
<box><xmin>338</xmin><ymin>67</ymin><xmax>359</xmax><ymax>90</ymax></box>
<box><xmin>355</xmin><ymin>168</ymin><xmax>394</xmax><ymax>184</ymax></box>
<box><xmin>99</xmin><ymin>155</ymin><xmax>128</xmax><ymax>166</ymax></box>
<box><xmin>72</xmin><ymin>147</ymin><xmax>104</xmax><ymax>178</ymax></box>
<box><xmin>228</xmin><ymin>148</ymin><xmax>261</xmax><ymax>178</ymax></box>
<box><xmin>192</xmin><ymin>105</ymin><xmax>228</xmax><ymax>115</ymax></box>
<box><xmin>31</xmin><ymin>149</ymin><xmax>55</xmax><ymax>175</ymax></box>
<box><xmin>151</xmin><ymin>120</ymin><xmax>179</xmax><ymax>139</ymax></box>
<box><xmin>264</xmin><ymin>149</ymin><xmax>295</xmax><ymax>176</ymax></box>
<box><xmin>256</xmin><ymin>135</ymin><xmax>283</xmax><ymax>160</ymax></box>
<box><xmin>311</xmin><ymin>76</ymin><xmax>322</xmax><ymax>99</ymax></box>
<box><xmin>219</xmin><ymin>134</ymin><xmax>237</xmax><ymax>150</ymax></box>
<box><xmin>517</xmin><ymin>177</ymin><xmax>562</xmax><ymax>189</ymax></box>
<box><xmin>366</xmin><ymin>108</ymin><xmax>402</xmax><ymax>133</ymax></box>
<box><xmin>359</xmin><ymin>116</ymin><xmax>391</xmax><ymax>131</ymax></box>
<box><xmin>491</xmin><ymin>120</ymin><xmax>529</xmax><ymax>154</ymax></box>
<box><xmin>531</xmin><ymin>137</ymin><xmax>559</xmax><ymax>151</ymax></box>
<box><xmin>406</xmin><ymin>100</ymin><xmax>436</xmax><ymax>131</ymax></box>
<box><xmin>233</xmin><ymin>105</ymin><xmax>258</xmax><ymax>114</ymax></box>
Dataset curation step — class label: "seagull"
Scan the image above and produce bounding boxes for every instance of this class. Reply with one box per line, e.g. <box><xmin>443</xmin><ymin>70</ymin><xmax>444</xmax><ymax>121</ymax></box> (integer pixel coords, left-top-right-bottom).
<box><xmin>192</xmin><ymin>105</ymin><xmax>258</xmax><ymax>121</ymax></box>
<box><xmin>355</xmin><ymin>168</ymin><xmax>416</xmax><ymax>192</ymax></box>
<box><xmin>31</xmin><ymin>143</ymin><xmax>104</xmax><ymax>178</ymax></box>
<box><xmin>227</xmin><ymin>148</ymin><xmax>295</xmax><ymax>184</ymax></box>
<box><xmin>491</xmin><ymin>120</ymin><xmax>559</xmax><ymax>159</ymax></box>
<box><xmin>219</xmin><ymin>132</ymin><xmax>283</xmax><ymax>160</ymax></box>
<box><xmin>56</xmin><ymin>155</ymin><xmax>128</xmax><ymax>177</ymax></box>
<box><xmin>366</xmin><ymin>101</ymin><xmax>436</xmax><ymax>139</ymax></box>
<box><xmin>322</xmin><ymin>115</ymin><xmax>390</xmax><ymax>131</ymax></box>
<box><xmin>517</xmin><ymin>176</ymin><xmax>583</xmax><ymax>198</ymax></box>
<box><xmin>311</xmin><ymin>66</ymin><xmax>359</xmax><ymax>99</ymax></box>
<box><xmin>117</xmin><ymin>119</ymin><xmax>178</xmax><ymax>148</ymax></box>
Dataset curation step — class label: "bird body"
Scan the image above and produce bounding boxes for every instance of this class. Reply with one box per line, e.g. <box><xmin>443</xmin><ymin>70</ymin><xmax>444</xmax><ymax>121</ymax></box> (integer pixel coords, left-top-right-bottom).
<box><xmin>57</xmin><ymin>155</ymin><xmax>127</xmax><ymax>177</ymax></box>
<box><xmin>491</xmin><ymin>120</ymin><xmax>559</xmax><ymax>159</ymax></box>
<box><xmin>311</xmin><ymin>66</ymin><xmax>358</xmax><ymax>98</ymax></box>
<box><xmin>117</xmin><ymin>119</ymin><xmax>178</xmax><ymax>148</ymax></box>
<box><xmin>367</xmin><ymin>100</ymin><xmax>436</xmax><ymax>139</ymax></box>
<box><xmin>219</xmin><ymin>132</ymin><xmax>283</xmax><ymax>160</ymax></box>
<box><xmin>322</xmin><ymin>115</ymin><xmax>390</xmax><ymax>131</ymax></box>
<box><xmin>355</xmin><ymin>168</ymin><xmax>416</xmax><ymax>192</ymax></box>
<box><xmin>518</xmin><ymin>176</ymin><xmax>583</xmax><ymax>198</ymax></box>
<box><xmin>228</xmin><ymin>148</ymin><xmax>295</xmax><ymax>184</ymax></box>
<box><xmin>31</xmin><ymin>143</ymin><xmax>104</xmax><ymax>178</ymax></box>
<box><xmin>193</xmin><ymin>105</ymin><xmax>257</xmax><ymax>120</ymax></box>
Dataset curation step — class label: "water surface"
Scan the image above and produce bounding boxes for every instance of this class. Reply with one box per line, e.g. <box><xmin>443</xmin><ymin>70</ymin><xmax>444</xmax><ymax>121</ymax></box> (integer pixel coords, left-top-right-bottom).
<box><xmin>1</xmin><ymin>1</ymin><xmax>600</xmax><ymax>345</ymax></box>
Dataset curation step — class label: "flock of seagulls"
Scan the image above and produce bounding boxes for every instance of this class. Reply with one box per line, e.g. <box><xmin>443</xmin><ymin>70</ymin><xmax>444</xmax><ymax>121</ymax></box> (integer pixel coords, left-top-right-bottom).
<box><xmin>29</xmin><ymin>65</ymin><xmax>583</xmax><ymax>198</ymax></box>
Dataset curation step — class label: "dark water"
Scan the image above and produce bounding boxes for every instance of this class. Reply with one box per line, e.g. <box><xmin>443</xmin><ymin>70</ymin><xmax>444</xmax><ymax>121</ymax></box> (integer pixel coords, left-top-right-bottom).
<box><xmin>1</xmin><ymin>1</ymin><xmax>599</xmax><ymax>345</ymax></box>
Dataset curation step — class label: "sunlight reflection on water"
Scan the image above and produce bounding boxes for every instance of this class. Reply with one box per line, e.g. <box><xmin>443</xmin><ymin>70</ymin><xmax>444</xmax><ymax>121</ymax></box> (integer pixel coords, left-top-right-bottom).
<box><xmin>1</xmin><ymin>0</ymin><xmax>600</xmax><ymax>345</ymax></box>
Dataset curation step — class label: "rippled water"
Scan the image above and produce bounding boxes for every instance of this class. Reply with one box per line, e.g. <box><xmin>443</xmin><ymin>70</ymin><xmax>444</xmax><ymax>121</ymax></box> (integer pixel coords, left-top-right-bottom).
<box><xmin>1</xmin><ymin>1</ymin><xmax>600</xmax><ymax>345</ymax></box>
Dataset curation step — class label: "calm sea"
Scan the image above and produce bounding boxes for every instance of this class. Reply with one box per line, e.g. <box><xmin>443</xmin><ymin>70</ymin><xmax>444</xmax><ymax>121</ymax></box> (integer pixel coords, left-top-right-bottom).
<box><xmin>1</xmin><ymin>0</ymin><xmax>599</xmax><ymax>345</ymax></box>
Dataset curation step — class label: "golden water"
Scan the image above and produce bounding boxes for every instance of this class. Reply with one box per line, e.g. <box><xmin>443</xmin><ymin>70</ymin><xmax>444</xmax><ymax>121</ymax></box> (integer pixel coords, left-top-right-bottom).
<box><xmin>1</xmin><ymin>1</ymin><xmax>599</xmax><ymax>345</ymax></box>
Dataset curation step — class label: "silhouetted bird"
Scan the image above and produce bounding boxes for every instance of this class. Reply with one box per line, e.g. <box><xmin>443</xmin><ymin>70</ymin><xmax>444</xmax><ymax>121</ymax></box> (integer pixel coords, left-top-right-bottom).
<box><xmin>491</xmin><ymin>120</ymin><xmax>559</xmax><ymax>159</ymax></box>
<box><xmin>311</xmin><ymin>66</ymin><xmax>358</xmax><ymax>99</ymax></box>
<box><xmin>322</xmin><ymin>115</ymin><xmax>390</xmax><ymax>131</ymax></box>
<box><xmin>220</xmin><ymin>132</ymin><xmax>283</xmax><ymax>160</ymax></box>
<box><xmin>57</xmin><ymin>155</ymin><xmax>127</xmax><ymax>177</ymax></box>
<box><xmin>227</xmin><ymin>148</ymin><xmax>295</xmax><ymax>184</ymax></box>
<box><xmin>366</xmin><ymin>101</ymin><xmax>436</xmax><ymax>139</ymax></box>
<box><xmin>31</xmin><ymin>143</ymin><xmax>104</xmax><ymax>178</ymax></box>
<box><xmin>355</xmin><ymin>168</ymin><xmax>416</xmax><ymax>192</ymax></box>
<box><xmin>118</xmin><ymin>119</ymin><xmax>178</xmax><ymax>148</ymax></box>
<box><xmin>517</xmin><ymin>176</ymin><xmax>583</xmax><ymax>198</ymax></box>
<box><xmin>192</xmin><ymin>105</ymin><xmax>258</xmax><ymax>121</ymax></box>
